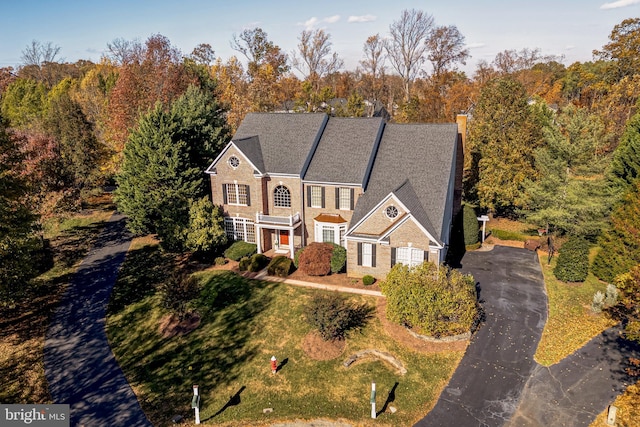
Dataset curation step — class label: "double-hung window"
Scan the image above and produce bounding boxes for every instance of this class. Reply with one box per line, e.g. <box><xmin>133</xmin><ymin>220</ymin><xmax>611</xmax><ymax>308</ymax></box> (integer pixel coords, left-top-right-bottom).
<box><xmin>336</xmin><ymin>187</ymin><xmax>354</xmax><ymax>210</ymax></box>
<box><xmin>357</xmin><ymin>242</ymin><xmax>376</xmax><ymax>268</ymax></box>
<box><xmin>223</xmin><ymin>183</ymin><xmax>250</xmax><ymax>206</ymax></box>
<box><xmin>308</xmin><ymin>186</ymin><xmax>324</xmax><ymax>208</ymax></box>
<box><xmin>224</xmin><ymin>217</ymin><xmax>255</xmax><ymax>243</ymax></box>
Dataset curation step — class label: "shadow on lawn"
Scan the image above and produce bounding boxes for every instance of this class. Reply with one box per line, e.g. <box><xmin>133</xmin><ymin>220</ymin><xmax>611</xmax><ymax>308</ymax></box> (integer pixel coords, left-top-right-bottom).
<box><xmin>204</xmin><ymin>385</ymin><xmax>246</xmax><ymax>421</ymax></box>
<box><xmin>110</xmin><ymin>270</ymin><xmax>276</xmax><ymax>424</ymax></box>
<box><xmin>378</xmin><ymin>382</ymin><xmax>399</xmax><ymax>416</ymax></box>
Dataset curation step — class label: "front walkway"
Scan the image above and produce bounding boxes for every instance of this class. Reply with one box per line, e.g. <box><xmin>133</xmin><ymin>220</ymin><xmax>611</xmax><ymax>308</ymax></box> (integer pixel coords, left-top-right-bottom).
<box><xmin>44</xmin><ymin>213</ymin><xmax>153</xmax><ymax>427</ymax></box>
<box><xmin>254</xmin><ymin>270</ymin><xmax>383</xmax><ymax>297</ymax></box>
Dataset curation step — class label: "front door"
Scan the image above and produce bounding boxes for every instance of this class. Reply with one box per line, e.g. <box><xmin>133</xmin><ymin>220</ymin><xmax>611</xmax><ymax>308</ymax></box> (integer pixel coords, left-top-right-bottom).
<box><xmin>279</xmin><ymin>230</ymin><xmax>289</xmax><ymax>246</ymax></box>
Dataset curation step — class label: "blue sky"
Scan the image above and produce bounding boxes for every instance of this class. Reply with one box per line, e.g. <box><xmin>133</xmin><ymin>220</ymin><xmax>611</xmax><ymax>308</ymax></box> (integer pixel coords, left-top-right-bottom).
<box><xmin>1</xmin><ymin>0</ymin><xmax>639</xmax><ymax>75</ymax></box>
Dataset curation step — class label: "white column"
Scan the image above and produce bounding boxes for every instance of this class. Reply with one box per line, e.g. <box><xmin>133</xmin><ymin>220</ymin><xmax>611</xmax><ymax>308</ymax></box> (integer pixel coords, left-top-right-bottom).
<box><xmin>255</xmin><ymin>225</ymin><xmax>262</xmax><ymax>254</ymax></box>
<box><xmin>289</xmin><ymin>227</ymin><xmax>294</xmax><ymax>258</ymax></box>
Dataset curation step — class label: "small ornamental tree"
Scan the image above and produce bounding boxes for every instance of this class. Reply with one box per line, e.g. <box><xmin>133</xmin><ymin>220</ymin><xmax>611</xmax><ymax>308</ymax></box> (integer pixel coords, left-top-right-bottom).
<box><xmin>553</xmin><ymin>236</ymin><xmax>590</xmax><ymax>282</ymax></box>
<box><xmin>304</xmin><ymin>293</ymin><xmax>373</xmax><ymax>341</ymax></box>
<box><xmin>298</xmin><ymin>242</ymin><xmax>333</xmax><ymax>276</ymax></box>
<box><xmin>330</xmin><ymin>243</ymin><xmax>347</xmax><ymax>273</ymax></box>
<box><xmin>380</xmin><ymin>262</ymin><xmax>479</xmax><ymax>337</ymax></box>
<box><xmin>158</xmin><ymin>272</ymin><xmax>201</xmax><ymax>320</ymax></box>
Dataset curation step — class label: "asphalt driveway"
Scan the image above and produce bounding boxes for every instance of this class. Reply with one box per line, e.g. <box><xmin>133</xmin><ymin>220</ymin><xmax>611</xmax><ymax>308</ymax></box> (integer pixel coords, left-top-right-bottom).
<box><xmin>415</xmin><ymin>246</ymin><xmax>547</xmax><ymax>427</ymax></box>
<box><xmin>44</xmin><ymin>213</ymin><xmax>153</xmax><ymax>427</ymax></box>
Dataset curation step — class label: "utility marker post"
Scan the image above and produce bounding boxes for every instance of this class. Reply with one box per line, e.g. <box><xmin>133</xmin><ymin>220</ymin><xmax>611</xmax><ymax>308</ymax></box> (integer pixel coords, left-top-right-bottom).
<box><xmin>370</xmin><ymin>382</ymin><xmax>376</xmax><ymax>419</ymax></box>
<box><xmin>192</xmin><ymin>384</ymin><xmax>201</xmax><ymax>425</ymax></box>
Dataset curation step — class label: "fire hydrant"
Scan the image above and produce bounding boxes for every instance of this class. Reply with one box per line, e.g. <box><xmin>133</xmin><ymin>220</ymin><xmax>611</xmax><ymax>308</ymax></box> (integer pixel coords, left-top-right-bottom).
<box><xmin>271</xmin><ymin>356</ymin><xmax>277</xmax><ymax>374</ymax></box>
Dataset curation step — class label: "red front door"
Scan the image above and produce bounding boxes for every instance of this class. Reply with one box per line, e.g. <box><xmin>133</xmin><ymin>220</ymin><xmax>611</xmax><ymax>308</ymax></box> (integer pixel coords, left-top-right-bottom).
<box><xmin>279</xmin><ymin>230</ymin><xmax>289</xmax><ymax>246</ymax></box>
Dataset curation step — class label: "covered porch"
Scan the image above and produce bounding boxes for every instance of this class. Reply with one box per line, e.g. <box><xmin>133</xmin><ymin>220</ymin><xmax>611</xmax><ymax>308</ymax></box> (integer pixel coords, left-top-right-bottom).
<box><xmin>255</xmin><ymin>212</ymin><xmax>303</xmax><ymax>258</ymax></box>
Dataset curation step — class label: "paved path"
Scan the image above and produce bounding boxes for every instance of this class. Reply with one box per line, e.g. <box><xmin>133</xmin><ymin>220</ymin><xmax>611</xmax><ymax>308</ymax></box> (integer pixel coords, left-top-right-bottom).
<box><xmin>44</xmin><ymin>213</ymin><xmax>152</xmax><ymax>427</ymax></box>
<box><xmin>255</xmin><ymin>271</ymin><xmax>383</xmax><ymax>297</ymax></box>
<box><xmin>508</xmin><ymin>325</ymin><xmax>640</xmax><ymax>426</ymax></box>
<box><xmin>415</xmin><ymin>246</ymin><xmax>548</xmax><ymax>427</ymax></box>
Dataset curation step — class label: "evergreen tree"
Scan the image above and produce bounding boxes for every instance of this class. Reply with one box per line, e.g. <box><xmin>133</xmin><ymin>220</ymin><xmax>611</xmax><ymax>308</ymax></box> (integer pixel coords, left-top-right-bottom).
<box><xmin>592</xmin><ymin>180</ymin><xmax>640</xmax><ymax>282</ymax></box>
<box><xmin>114</xmin><ymin>85</ymin><xmax>228</xmax><ymax>250</ymax></box>
<box><xmin>184</xmin><ymin>197</ymin><xmax>227</xmax><ymax>254</ymax></box>
<box><xmin>607</xmin><ymin>109</ymin><xmax>640</xmax><ymax>192</ymax></box>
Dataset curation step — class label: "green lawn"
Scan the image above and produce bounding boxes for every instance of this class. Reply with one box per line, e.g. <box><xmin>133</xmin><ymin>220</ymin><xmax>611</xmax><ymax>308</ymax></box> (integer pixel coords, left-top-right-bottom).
<box><xmin>534</xmin><ymin>249</ymin><xmax>616</xmax><ymax>366</ymax></box>
<box><xmin>107</xmin><ymin>247</ymin><xmax>464</xmax><ymax>426</ymax></box>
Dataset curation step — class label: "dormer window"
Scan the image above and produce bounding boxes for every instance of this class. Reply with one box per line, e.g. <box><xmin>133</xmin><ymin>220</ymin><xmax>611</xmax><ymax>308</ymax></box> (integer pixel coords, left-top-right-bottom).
<box><xmin>228</xmin><ymin>156</ymin><xmax>240</xmax><ymax>169</ymax></box>
<box><xmin>385</xmin><ymin>205</ymin><xmax>399</xmax><ymax>219</ymax></box>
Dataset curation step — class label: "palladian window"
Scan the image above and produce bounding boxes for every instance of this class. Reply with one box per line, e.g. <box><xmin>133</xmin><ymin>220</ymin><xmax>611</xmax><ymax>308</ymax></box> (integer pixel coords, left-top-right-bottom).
<box><xmin>273</xmin><ymin>185</ymin><xmax>291</xmax><ymax>208</ymax></box>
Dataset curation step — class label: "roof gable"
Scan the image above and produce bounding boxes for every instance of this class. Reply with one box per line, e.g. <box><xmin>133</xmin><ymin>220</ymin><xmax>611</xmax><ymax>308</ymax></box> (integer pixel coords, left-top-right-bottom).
<box><xmin>303</xmin><ymin>117</ymin><xmax>384</xmax><ymax>185</ymax></box>
<box><xmin>350</xmin><ymin>123</ymin><xmax>458</xmax><ymax>244</ymax></box>
<box><xmin>233</xmin><ymin>112</ymin><xmax>328</xmax><ymax>175</ymax></box>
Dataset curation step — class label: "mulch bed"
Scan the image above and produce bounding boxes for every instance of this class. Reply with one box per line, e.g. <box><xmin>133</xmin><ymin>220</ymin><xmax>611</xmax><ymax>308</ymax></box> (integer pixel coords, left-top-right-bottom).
<box><xmin>159</xmin><ymin>313</ymin><xmax>202</xmax><ymax>338</ymax></box>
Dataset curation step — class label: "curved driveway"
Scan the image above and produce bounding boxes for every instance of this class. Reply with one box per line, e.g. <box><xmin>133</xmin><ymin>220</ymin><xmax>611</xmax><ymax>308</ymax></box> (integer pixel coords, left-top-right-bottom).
<box><xmin>44</xmin><ymin>213</ymin><xmax>153</xmax><ymax>427</ymax></box>
<box><xmin>415</xmin><ymin>246</ymin><xmax>547</xmax><ymax>427</ymax></box>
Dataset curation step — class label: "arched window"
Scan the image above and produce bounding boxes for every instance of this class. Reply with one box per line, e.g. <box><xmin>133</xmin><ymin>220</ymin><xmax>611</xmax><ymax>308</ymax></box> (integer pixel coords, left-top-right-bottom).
<box><xmin>274</xmin><ymin>185</ymin><xmax>291</xmax><ymax>207</ymax></box>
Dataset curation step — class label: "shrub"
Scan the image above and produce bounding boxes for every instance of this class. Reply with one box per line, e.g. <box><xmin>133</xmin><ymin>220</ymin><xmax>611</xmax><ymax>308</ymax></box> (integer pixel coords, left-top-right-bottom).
<box><xmin>380</xmin><ymin>262</ymin><xmax>479</xmax><ymax>337</ymax></box>
<box><xmin>238</xmin><ymin>256</ymin><xmax>251</xmax><ymax>271</ymax></box>
<box><xmin>294</xmin><ymin>247</ymin><xmax>305</xmax><ymax>268</ymax></box>
<box><xmin>304</xmin><ymin>293</ymin><xmax>373</xmax><ymax>341</ymax></box>
<box><xmin>362</xmin><ymin>275</ymin><xmax>376</xmax><ymax>286</ymax></box>
<box><xmin>489</xmin><ymin>229</ymin><xmax>528</xmax><ymax>241</ymax></box>
<box><xmin>298</xmin><ymin>243</ymin><xmax>333</xmax><ymax>276</ymax></box>
<box><xmin>329</xmin><ymin>243</ymin><xmax>347</xmax><ymax>273</ymax></box>
<box><xmin>592</xmin><ymin>291</ymin><xmax>605</xmax><ymax>313</ymax></box>
<box><xmin>267</xmin><ymin>256</ymin><xmax>292</xmax><ymax>277</ymax></box>
<box><xmin>605</xmin><ymin>284</ymin><xmax>619</xmax><ymax>306</ymax></box>
<box><xmin>224</xmin><ymin>241</ymin><xmax>257</xmax><ymax>261</ymax></box>
<box><xmin>248</xmin><ymin>253</ymin><xmax>269</xmax><ymax>272</ymax></box>
<box><xmin>214</xmin><ymin>257</ymin><xmax>227</xmax><ymax>266</ymax></box>
<box><xmin>554</xmin><ymin>236</ymin><xmax>590</xmax><ymax>282</ymax></box>
<box><xmin>158</xmin><ymin>272</ymin><xmax>201</xmax><ymax>319</ymax></box>
<box><xmin>463</xmin><ymin>204</ymin><xmax>479</xmax><ymax>246</ymax></box>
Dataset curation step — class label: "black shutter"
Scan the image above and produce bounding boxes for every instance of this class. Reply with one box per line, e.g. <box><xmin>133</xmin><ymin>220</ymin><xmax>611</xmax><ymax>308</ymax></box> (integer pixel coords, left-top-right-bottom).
<box><xmin>245</xmin><ymin>185</ymin><xmax>251</xmax><ymax>206</ymax></box>
<box><xmin>335</xmin><ymin>187</ymin><xmax>340</xmax><ymax>209</ymax></box>
<box><xmin>222</xmin><ymin>184</ymin><xmax>228</xmax><ymax>204</ymax></box>
<box><xmin>357</xmin><ymin>242</ymin><xmax>362</xmax><ymax>266</ymax></box>
<box><xmin>350</xmin><ymin>188</ymin><xmax>355</xmax><ymax>210</ymax></box>
<box><xmin>371</xmin><ymin>244</ymin><xmax>376</xmax><ymax>268</ymax></box>
<box><xmin>424</xmin><ymin>249</ymin><xmax>429</xmax><ymax>262</ymax></box>
<box><xmin>307</xmin><ymin>186</ymin><xmax>311</xmax><ymax>207</ymax></box>
<box><xmin>391</xmin><ymin>247</ymin><xmax>396</xmax><ymax>267</ymax></box>
<box><xmin>321</xmin><ymin>187</ymin><xmax>325</xmax><ymax>208</ymax></box>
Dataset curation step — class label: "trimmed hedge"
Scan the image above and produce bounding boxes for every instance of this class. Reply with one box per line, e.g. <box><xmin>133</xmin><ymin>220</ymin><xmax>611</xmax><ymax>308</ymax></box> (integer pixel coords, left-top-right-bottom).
<box><xmin>238</xmin><ymin>256</ymin><xmax>251</xmax><ymax>271</ymax></box>
<box><xmin>294</xmin><ymin>248</ymin><xmax>304</xmax><ymax>268</ymax></box>
<box><xmin>248</xmin><ymin>253</ymin><xmax>269</xmax><ymax>272</ymax></box>
<box><xmin>224</xmin><ymin>241</ymin><xmax>257</xmax><ymax>261</ymax></box>
<box><xmin>554</xmin><ymin>236</ymin><xmax>590</xmax><ymax>282</ymax></box>
<box><xmin>463</xmin><ymin>204</ymin><xmax>479</xmax><ymax>246</ymax></box>
<box><xmin>267</xmin><ymin>256</ymin><xmax>293</xmax><ymax>277</ymax></box>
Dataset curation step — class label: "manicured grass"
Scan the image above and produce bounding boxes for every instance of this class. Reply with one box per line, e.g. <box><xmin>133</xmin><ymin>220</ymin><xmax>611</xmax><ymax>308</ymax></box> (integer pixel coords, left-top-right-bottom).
<box><xmin>534</xmin><ymin>249</ymin><xmax>616</xmax><ymax>366</ymax></box>
<box><xmin>0</xmin><ymin>207</ymin><xmax>113</xmax><ymax>404</ymax></box>
<box><xmin>107</xmin><ymin>264</ymin><xmax>464</xmax><ymax>426</ymax></box>
<box><xmin>590</xmin><ymin>383</ymin><xmax>640</xmax><ymax>427</ymax></box>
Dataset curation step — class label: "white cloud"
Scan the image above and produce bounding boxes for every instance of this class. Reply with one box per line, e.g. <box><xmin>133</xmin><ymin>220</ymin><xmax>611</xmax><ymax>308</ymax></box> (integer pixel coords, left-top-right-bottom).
<box><xmin>324</xmin><ymin>15</ymin><xmax>340</xmax><ymax>24</ymax></box>
<box><xmin>466</xmin><ymin>42</ymin><xmax>485</xmax><ymax>49</ymax></box>
<box><xmin>298</xmin><ymin>15</ymin><xmax>340</xmax><ymax>30</ymax></box>
<box><xmin>600</xmin><ymin>0</ymin><xmax>640</xmax><ymax>9</ymax></box>
<box><xmin>348</xmin><ymin>14</ymin><xmax>376</xmax><ymax>23</ymax></box>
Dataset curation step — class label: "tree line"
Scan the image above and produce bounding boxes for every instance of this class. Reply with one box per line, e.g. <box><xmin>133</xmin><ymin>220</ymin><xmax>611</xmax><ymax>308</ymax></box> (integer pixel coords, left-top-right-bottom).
<box><xmin>2</xmin><ymin>11</ymin><xmax>640</xmax><ymax>330</ymax></box>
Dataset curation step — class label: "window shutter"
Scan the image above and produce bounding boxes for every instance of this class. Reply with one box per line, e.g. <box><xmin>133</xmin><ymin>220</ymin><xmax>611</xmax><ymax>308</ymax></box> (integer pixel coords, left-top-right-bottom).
<box><xmin>335</xmin><ymin>187</ymin><xmax>340</xmax><ymax>209</ymax></box>
<box><xmin>424</xmin><ymin>250</ymin><xmax>429</xmax><ymax>262</ymax></box>
<box><xmin>245</xmin><ymin>185</ymin><xmax>251</xmax><ymax>206</ymax></box>
<box><xmin>222</xmin><ymin>184</ymin><xmax>228</xmax><ymax>204</ymax></box>
<box><xmin>350</xmin><ymin>188</ymin><xmax>355</xmax><ymax>210</ymax></box>
<box><xmin>321</xmin><ymin>187</ymin><xmax>325</xmax><ymax>208</ymax></box>
<box><xmin>307</xmin><ymin>186</ymin><xmax>311</xmax><ymax>207</ymax></box>
<box><xmin>357</xmin><ymin>242</ymin><xmax>362</xmax><ymax>266</ymax></box>
<box><xmin>391</xmin><ymin>247</ymin><xmax>396</xmax><ymax>267</ymax></box>
<box><xmin>371</xmin><ymin>244</ymin><xmax>376</xmax><ymax>268</ymax></box>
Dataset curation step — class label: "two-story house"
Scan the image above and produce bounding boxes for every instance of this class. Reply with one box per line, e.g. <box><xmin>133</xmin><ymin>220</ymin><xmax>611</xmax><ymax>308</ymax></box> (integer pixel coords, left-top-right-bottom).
<box><xmin>205</xmin><ymin>112</ymin><xmax>463</xmax><ymax>279</ymax></box>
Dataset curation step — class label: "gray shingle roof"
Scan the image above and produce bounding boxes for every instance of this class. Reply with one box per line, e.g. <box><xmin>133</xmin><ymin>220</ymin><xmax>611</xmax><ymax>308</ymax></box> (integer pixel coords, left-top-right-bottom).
<box><xmin>233</xmin><ymin>135</ymin><xmax>265</xmax><ymax>173</ymax></box>
<box><xmin>350</xmin><ymin>123</ymin><xmax>458</xmax><ymax>244</ymax></box>
<box><xmin>303</xmin><ymin>117</ymin><xmax>384</xmax><ymax>184</ymax></box>
<box><xmin>233</xmin><ymin>112</ymin><xmax>327</xmax><ymax>175</ymax></box>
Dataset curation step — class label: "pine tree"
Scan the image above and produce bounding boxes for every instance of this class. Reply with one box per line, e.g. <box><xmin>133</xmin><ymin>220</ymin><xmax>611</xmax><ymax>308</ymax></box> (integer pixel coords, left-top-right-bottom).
<box><xmin>114</xmin><ymin>85</ymin><xmax>228</xmax><ymax>251</ymax></box>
